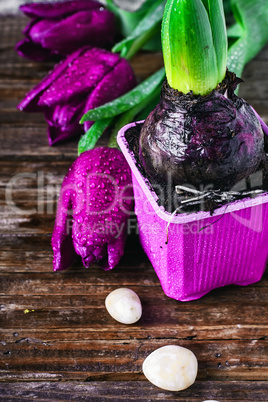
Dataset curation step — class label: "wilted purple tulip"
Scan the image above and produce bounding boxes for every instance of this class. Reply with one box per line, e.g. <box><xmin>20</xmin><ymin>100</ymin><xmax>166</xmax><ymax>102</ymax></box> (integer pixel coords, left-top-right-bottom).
<box><xmin>18</xmin><ymin>46</ymin><xmax>136</xmax><ymax>144</ymax></box>
<box><xmin>52</xmin><ymin>147</ymin><xmax>134</xmax><ymax>271</ymax></box>
<box><xmin>16</xmin><ymin>0</ymin><xmax>115</xmax><ymax>61</ymax></box>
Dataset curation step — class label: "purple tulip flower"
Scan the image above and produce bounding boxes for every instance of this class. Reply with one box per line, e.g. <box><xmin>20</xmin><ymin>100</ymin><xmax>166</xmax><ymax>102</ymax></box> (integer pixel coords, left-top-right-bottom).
<box><xmin>17</xmin><ymin>46</ymin><xmax>137</xmax><ymax>145</ymax></box>
<box><xmin>52</xmin><ymin>147</ymin><xmax>134</xmax><ymax>271</ymax></box>
<box><xmin>16</xmin><ymin>0</ymin><xmax>115</xmax><ymax>61</ymax></box>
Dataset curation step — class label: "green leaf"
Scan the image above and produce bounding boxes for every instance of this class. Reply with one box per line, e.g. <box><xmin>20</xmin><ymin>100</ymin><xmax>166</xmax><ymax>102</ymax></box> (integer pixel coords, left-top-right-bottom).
<box><xmin>80</xmin><ymin>67</ymin><xmax>165</xmax><ymax>123</ymax></box>
<box><xmin>142</xmin><ymin>34</ymin><xmax>162</xmax><ymax>52</ymax></box>
<box><xmin>136</xmin><ymin>95</ymin><xmax>161</xmax><ymax>121</ymax></box>
<box><xmin>201</xmin><ymin>0</ymin><xmax>228</xmax><ymax>84</ymax></box>
<box><xmin>105</xmin><ymin>1</ymin><xmax>142</xmax><ymax>37</ymax></box>
<box><xmin>78</xmin><ymin>82</ymin><xmax>162</xmax><ymax>152</ymax></box>
<box><xmin>227</xmin><ymin>22</ymin><xmax>243</xmax><ymax>38</ymax></box>
<box><xmin>223</xmin><ymin>0</ymin><xmax>232</xmax><ymax>17</ymax></box>
<box><xmin>112</xmin><ymin>0</ymin><xmax>166</xmax><ymax>60</ymax></box>
<box><xmin>108</xmin><ymin>83</ymin><xmax>162</xmax><ymax>148</ymax></box>
<box><xmin>137</xmin><ymin>0</ymin><xmax>160</xmax><ymax>13</ymax></box>
<box><xmin>227</xmin><ymin>0</ymin><xmax>268</xmax><ymax>77</ymax></box>
<box><xmin>105</xmin><ymin>0</ymin><xmax>157</xmax><ymax>38</ymax></box>
<box><xmin>162</xmin><ymin>0</ymin><xmax>227</xmax><ymax>95</ymax></box>
<box><xmin>108</xmin><ymin>110</ymin><xmax>138</xmax><ymax>149</ymax></box>
<box><xmin>104</xmin><ymin>0</ymin><xmax>119</xmax><ymax>15</ymax></box>
<box><xmin>78</xmin><ymin>118</ymin><xmax>113</xmax><ymax>155</ymax></box>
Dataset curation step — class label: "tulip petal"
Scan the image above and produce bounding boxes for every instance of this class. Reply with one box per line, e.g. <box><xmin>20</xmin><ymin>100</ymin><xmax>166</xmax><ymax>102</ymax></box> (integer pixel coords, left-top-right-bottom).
<box><xmin>73</xmin><ymin>242</ymin><xmax>93</xmax><ymax>260</ymax></box>
<box><xmin>71</xmin><ymin>221</ymin><xmax>98</xmax><ymax>266</ymax></box>
<box><xmin>39</xmin><ymin>47</ymin><xmax>120</xmax><ymax>107</ymax></box>
<box><xmin>44</xmin><ymin>98</ymin><xmax>85</xmax><ymax>145</ymax></box>
<box><xmin>15</xmin><ymin>38</ymin><xmax>57</xmax><ymax>62</ymax></box>
<box><xmin>18</xmin><ymin>18</ymin><xmax>62</xmax><ymax>61</ymax></box>
<box><xmin>22</xmin><ymin>18</ymin><xmax>37</xmax><ymax>36</ymax></box>
<box><xmin>93</xmin><ymin>244</ymin><xmax>107</xmax><ymax>261</ymax></box>
<box><xmin>107</xmin><ymin>237</ymin><xmax>126</xmax><ymax>270</ymax></box>
<box><xmin>41</xmin><ymin>10</ymin><xmax>115</xmax><ymax>55</ymax></box>
<box><xmin>20</xmin><ymin>0</ymin><xmax>101</xmax><ymax>19</ymax></box>
<box><xmin>18</xmin><ymin>47</ymin><xmax>86</xmax><ymax>112</ymax></box>
<box><xmin>84</xmin><ymin>57</ymin><xmax>137</xmax><ymax>131</ymax></box>
<box><xmin>52</xmin><ymin>227</ymin><xmax>77</xmax><ymax>271</ymax></box>
<box><xmin>46</xmin><ymin>118</ymin><xmax>83</xmax><ymax>146</ymax></box>
<box><xmin>52</xmin><ymin>174</ymin><xmax>77</xmax><ymax>272</ymax></box>
<box><xmin>74</xmin><ymin>148</ymin><xmax>133</xmax><ymax>269</ymax></box>
<box><xmin>82</xmin><ymin>254</ymin><xmax>96</xmax><ymax>268</ymax></box>
<box><xmin>27</xmin><ymin>18</ymin><xmax>58</xmax><ymax>45</ymax></box>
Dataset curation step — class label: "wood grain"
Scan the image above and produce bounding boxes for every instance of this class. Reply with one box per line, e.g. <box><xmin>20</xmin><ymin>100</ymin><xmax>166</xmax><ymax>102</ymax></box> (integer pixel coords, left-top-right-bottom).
<box><xmin>1</xmin><ymin>381</ymin><xmax>267</xmax><ymax>401</ymax></box>
<box><xmin>0</xmin><ymin>13</ymin><xmax>268</xmax><ymax>401</ymax></box>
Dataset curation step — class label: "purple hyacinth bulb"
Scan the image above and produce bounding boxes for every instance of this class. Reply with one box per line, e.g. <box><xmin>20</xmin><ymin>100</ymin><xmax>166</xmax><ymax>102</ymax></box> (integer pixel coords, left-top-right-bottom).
<box><xmin>52</xmin><ymin>147</ymin><xmax>134</xmax><ymax>271</ymax></box>
<box><xmin>139</xmin><ymin>73</ymin><xmax>265</xmax><ymax>190</ymax></box>
<box><xmin>16</xmin><ymin>0</ymin><xmax>115</xmax><ymax>61</ymax></box>
<box><xmin>17</xmin><ymin>46</ymin><xmax>136</xmax><ymax>145</ymax></box>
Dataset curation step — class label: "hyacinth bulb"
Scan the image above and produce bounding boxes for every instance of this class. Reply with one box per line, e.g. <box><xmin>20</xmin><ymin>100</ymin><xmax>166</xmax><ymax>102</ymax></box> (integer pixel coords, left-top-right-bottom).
<box><xmin>139</xmin><ymin>0</ymin><xmax>265</xmax><ymax>191</ymax></box>
<box><xmin>139</xmin><ymin>74</ymin><xmax>265</xmax><ymax>190</ymax></box>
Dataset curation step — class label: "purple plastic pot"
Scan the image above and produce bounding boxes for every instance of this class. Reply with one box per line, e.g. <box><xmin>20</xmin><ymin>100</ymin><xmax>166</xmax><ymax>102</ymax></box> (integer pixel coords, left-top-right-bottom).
<box><xmin>117</xmin><ymin>121</ymin><xmax>268</xmax><ymax>301</ymax></box>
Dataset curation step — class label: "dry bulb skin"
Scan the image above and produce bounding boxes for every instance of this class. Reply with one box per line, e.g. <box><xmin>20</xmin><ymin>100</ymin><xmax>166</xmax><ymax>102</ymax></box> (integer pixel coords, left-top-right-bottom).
<box><xmin>139</xmin><ymin>71</ymin><xmax>265</xmax><ymax>191</ymax></box>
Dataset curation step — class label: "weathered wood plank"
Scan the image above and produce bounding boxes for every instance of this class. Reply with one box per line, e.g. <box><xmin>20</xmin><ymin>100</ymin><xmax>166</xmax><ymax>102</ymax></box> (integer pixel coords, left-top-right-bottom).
<box><xmin>0</xmin><ymin>262</ymin><xmax>267</xmax><ymax>343</ymax></box>
<box><xmin>0</xmin><ymin>214</ymin><xmax>55</xmax><ymax>234</ymax></box>
<box><xmin>1</xmin><ymin>323</ymin><xmax>267</xmax><ymax>344</ymax></box>
<box><xmin>0</xmin><ymin>338</ymin><xmax>268</xmax><ymax>381</ymax></box>
<box><xmin>0</xmin><ymin>381</ymin><xmax>267</xmax><ymax>401</ymax></box>
<box><xmin>0</xmin><ymin>161</ymin><xmax>72</xmax><ymax>185</ymax></box>
<box><xmin>0</xmin><ymin>126</ymin><xmax>79</xmax><ymax>160</ymax></box>
<box><xmin>1</xmin><ymin>293</ymin><xmax>268</xmax><ymax>341</ymax></box>
<box><xmin>0</xmin><ymin>269</ymin><xmax>267</xmax><ymax>297</ymax></box>
<box><xmin>1</xmin><ymin>290</ymin><xmax>267</xmax><ymax>328</ymax></box>
<box><xmin>0</xmin><ymin>16</ymin><xmax>27</xmax><ymax>49</ymax></box>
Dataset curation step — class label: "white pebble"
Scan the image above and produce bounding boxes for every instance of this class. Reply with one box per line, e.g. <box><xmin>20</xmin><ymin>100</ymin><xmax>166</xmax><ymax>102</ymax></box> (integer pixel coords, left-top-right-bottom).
<box><xmin>105</xmin><ymin>288</ymin><xmax>142</xmax><ymax>324</ymax></box>
<box><xmin>142</xmin><ymin>345</ymin><xmax>198</xmax><ymax>392</ymax></box>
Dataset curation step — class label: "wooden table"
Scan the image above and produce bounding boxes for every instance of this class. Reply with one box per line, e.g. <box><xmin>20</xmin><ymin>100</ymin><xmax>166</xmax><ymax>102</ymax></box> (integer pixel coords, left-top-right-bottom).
<box><xmin>1</xmin><ymin>12</ymin><xmax>268</xmax><ymax>402</ymax></box>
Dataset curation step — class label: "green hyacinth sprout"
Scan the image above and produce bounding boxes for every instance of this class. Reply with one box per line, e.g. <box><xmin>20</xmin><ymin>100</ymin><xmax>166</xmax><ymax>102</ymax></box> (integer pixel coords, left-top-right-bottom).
<box><xmin>162</xmin><ymin>0</ymin><xmax>228</xmax><ymax>95</ymax></box>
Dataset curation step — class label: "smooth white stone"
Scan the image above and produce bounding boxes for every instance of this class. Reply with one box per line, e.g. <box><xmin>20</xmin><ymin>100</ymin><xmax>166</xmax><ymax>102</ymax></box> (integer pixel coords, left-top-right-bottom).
<box><xmin>142</xmin><ymin>345</ymin><xmax>198</xmax><ymax>392</ymax></box>
<box><xmin>105</xmin><ymin>288</ymin><xmax>142</xmax><ymax>324</ymax></box>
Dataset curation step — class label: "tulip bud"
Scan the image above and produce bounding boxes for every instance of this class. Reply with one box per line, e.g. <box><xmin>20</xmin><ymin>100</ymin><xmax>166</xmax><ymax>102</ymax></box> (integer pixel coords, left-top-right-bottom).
<box><xmin>16</xmin><ymin>0</ymin><xmax>115</xmax><ymax>61</ymax></box>
<box><xmin>52</xmin><ymin>147</ymin><xmax>134</xmax><ymax>271</ymax></box>
<box><xmin>18</xmin><ymin>46</ymin><xmax>136</xmax><ymax>145</ymax></box>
